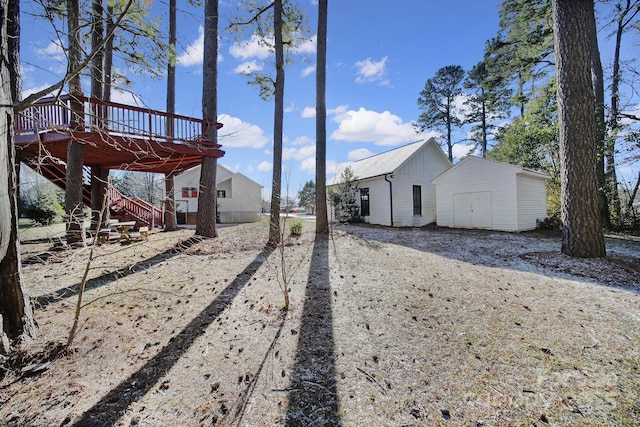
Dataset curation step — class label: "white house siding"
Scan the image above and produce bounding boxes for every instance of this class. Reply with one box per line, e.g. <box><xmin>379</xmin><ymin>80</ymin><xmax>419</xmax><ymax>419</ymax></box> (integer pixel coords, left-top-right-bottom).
<box><xmin>516</xmin><ymin>174</ymin><xmax>548</xmax><ymax>231</ymax></box>
<box><xmin>390</xmin><ymin>174</ymin><xmax>436</xmax><ymax>226</ymax></box>
<box><xmin>358</xmin><ymin>177</ymin><xmax>391</xmax><ymax>226</ymax></box>
<box><xmin>174</xmin><ymin>167</ymin><xmax>200</xmax><ymax>214</ymax></box>
<box><xmin>217</xmin><ymin>173</ymin><xmax>262</xmax><ymax>223</ymax></box>
<box><xmin>389</xmin><ymin>143</ymin><xmax>450</xmax><ymax>226</ymax></box>
<box><xmin>173</xmin><ymin>165</ymin><xmax>262</xmax><ymax>224</ymax></box>
<box><xmin>433</xmin><ymin>156</ymin><xmax>549</xmax><ymax>232</ymax></box>
<box><xmin>435</xmin><ymin>159</ymin><xmax>517</xmax><ymax>230</ymax></box>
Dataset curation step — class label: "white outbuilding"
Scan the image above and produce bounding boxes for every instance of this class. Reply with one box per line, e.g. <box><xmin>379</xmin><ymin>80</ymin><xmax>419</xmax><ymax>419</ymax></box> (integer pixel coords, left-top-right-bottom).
<box><xmin>432</xmin><ymin>156</ymin><xmax>550</xmax><ymax>232</ymax></box>
<box><xmin>327</xmin><ymin>138</ymin><xmax>452</xmax><ymax>227</ymax></box>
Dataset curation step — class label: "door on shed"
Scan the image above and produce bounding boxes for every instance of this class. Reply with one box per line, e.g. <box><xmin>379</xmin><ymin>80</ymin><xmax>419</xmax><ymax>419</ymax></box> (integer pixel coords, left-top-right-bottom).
<box><xmin>453</xmin><ymin>191</ymin><xmax>492</xmax><ymax>229</ymax></box>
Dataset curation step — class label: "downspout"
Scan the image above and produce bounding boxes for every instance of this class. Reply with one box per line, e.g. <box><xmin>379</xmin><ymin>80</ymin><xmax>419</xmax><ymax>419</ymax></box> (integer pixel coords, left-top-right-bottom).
<box><xmin>384</xmin><ymin>173</ymin><xmax>393</xmax><ymax>226</ymax></box>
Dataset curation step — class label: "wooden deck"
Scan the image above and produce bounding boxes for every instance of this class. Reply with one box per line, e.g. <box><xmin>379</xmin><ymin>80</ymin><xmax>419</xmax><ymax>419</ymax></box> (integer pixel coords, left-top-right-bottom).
<box><xmin>15</xmin><ymin>95</ymin><xmax>224</xmax><ymax>175</ymax></box>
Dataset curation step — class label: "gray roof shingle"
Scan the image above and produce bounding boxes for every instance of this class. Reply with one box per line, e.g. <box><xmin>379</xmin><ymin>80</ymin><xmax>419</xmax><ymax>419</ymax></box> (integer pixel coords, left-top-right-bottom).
<box><xmin>328</xmin><ymin>139</ymin><xmax>434</xmax><ymax>185</ymax></box>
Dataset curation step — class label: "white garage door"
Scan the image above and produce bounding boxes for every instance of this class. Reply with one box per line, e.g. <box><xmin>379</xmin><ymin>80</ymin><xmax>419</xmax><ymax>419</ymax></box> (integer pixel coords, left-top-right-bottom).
<box><xmin>453</xmin><ymin>191</ymin><xmax>492</xmax><ymax>229</ymax></box>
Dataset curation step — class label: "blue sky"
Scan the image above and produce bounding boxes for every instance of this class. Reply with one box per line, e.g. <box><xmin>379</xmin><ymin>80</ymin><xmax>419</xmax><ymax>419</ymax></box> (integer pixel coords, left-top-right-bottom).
<box><xmin>19</xmin><ymin>1</ymin><xmax>639</xmax><ymax>199</ymax></box>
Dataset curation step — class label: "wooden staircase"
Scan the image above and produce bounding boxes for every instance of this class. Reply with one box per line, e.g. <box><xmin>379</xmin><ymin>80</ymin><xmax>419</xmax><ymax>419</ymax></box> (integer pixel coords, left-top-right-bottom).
<box><xmin>22</xmin><ymin>159</ymin><xmax>93</xmax><ymax>206</ymax></box>
<box><xmin>108</xmin><ymin>187</ymin><xmax>163</xmax><ymax>228</ymax></box>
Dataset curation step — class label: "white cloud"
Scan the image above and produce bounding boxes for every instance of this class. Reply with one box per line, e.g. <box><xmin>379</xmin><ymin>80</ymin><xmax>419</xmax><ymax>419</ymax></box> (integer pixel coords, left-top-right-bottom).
<box><xmin>452</xmin><ymin>143</ymin><xmax>475</xmax><ymax>161</ymax></box>
<box><xmin>35</xmin><ymin>41</ymin><xmax>65</xmax><ymax>61</ymax></box>
<box><xmin>301</xmin><ymin>107</ymin><xmax>316</xmax><ymax>118</ymax></box>
<box><xmin>289</xmin><ymin>135</ymin><xmax>313</xmax><ymax>146</ymax></box>
<box><xmin>348</xmin><ymin>148</ymin><xmax>374</xmax><ymax>161</ymax></box>
<box><xmin>257</xmin><ymin>161</ymin><xmax>273</xmax><ymax>172</ymax></box>
<box><xmin>453</xmin><ymin>93</ymin><xmax>472</xmax><ymax>121</ymax></box>
<box><xmin>620</xmin><ymin>103</ymin><xmax>640</xmax><ymax>125</ymax></box>
<box><xmin>177</xmin><ymin>26</ymin><xmax>204</xmax><ymax>67</ymax></box>
<box><xmin>354</xmin><ymin>56</ymin><xmax>389</xmax><ymax>85</ymax></box>
<box><xmin>299</xmin><ymin>157</ymin><xmax>316</xmax><ymax>173</ymax></box>
<box><xmin>284</xmin><ymin>102</ymin><xmax>296</xmax><ymax>113</ymax></box>
<box><xmin>229</xmin><ymin>33</ymin><xmax>315</xmax><ymax>74</ymax></box>
<box><xmin>218</xmin><ymin>115</ymin><xmax>269</xmax><ymax>149</ymax></box>
<box><xmin>291</xmin><ymin>34</ymin><xmax>317</xmax><ymax>55</ymax></box>
<box><xmin>301</xmin><ymin>65</ymin><xmax>315</xmax><ymax>78</ymax></box>
<box><xmin>283</xmin><ymin>144</ymin><xmax>316</xmax><ymax>161</ymax></box>
<box><xmin>229</xmin><ymin>34</ymin><xmax>271</xmax><ymax>60</ymax></box>
<box><xmin>330</xmin><ymin>107</ymin><xmax>420</xmax><ymax>146</ymax></box>
<box><xmin>233</xmin><ymin>60</ymin><xmax>263</xmax><ymax>75</ymax></box>
<box><xmin>329</xmin><ymin>105</ymin><xmax>349</xmax><ymax>119</ymax></box>
<box><xmin>22</xmin><ymin>83</ymin><xmax>56</xmax><ymax>99</ymax></box>
<box><xmin>302</xmin><ymin>105</ymin><xmax>349</xmax><ymax>120</ymax></box>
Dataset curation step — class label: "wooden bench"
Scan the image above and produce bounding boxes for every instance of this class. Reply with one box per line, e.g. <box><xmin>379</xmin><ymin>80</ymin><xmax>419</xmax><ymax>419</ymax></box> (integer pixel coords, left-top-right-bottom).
<box><xmin>139</xmin><ymin>226</ymin><xmax>149</xmax><ymax>240</ymax></box>
<box><xmin>97</xmin><ymin>229</ymin><xmax>111</xmax><ymax>244</ymax></box>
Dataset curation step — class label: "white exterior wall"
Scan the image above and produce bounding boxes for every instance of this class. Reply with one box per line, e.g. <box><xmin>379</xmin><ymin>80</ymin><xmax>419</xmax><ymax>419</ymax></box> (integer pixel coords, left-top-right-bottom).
<box><xmin>358</xmin><ymin>177</ymin><xmax>391</xmax><ymax>226</ymax></box>
<box><xmin>434</xmin><ymin>157</ymin><xmax>548</xmax><ymax>232</ymax></box>
<box><xmin>328</xmin><ymin>141</ymin><xmax>450</xmax><ymax>227</ymax></box>
<box><xmin>516</xmin><ymin>175</ymin><xmax>547</xmax><ymax>231</ymax></box>
<box><xmin>173</xmin><ymin>165</ymin><xmax>262</xmax><ymax>223</ymax></box>
<box><xmin>390</xmin><ymin>175</ymin><xmax>435</xmax><ymax>226</ymax></box>
<box><xmin>435</xmin><ymin>158</ymin><xmax>518</xmax><ymax>231</ymax></box>
<box><xmin>389</xmin><ymin>144</ymin><xmax>449</xmax><ymax>226</ymax></box>
<box><xmin>217</xmin><ymin>173</ymin><xmax>262</xmax><ymax>223</ymax></box>
<box><xmin>174</xmin><ymin>167</ymin><xmax>200</xmax><ymax>214</ymax></box>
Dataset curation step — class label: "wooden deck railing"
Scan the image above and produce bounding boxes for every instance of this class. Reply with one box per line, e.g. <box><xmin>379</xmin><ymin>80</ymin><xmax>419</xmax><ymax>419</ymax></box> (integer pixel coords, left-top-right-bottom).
<box><xmin>15</xmin><ymin>94</ymin><xmax>221</xmax><ymax>145</ymax></box>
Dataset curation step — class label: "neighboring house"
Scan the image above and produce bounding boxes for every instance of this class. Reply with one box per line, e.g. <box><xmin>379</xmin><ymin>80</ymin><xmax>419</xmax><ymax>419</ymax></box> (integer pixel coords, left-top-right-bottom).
<box><xmin>327</xmin><ymin>138</ymin><xmax>452</xmax><ymax>227</ymax></box>
<box><xmin>173</xmin><ymin>164</ymin><xmax>262</xmax><ymax>224</ymax></box>
<box><xmin>432</xmin><ymin>156</ymin><xmax>550</xmax><ymax>232</ymax></box>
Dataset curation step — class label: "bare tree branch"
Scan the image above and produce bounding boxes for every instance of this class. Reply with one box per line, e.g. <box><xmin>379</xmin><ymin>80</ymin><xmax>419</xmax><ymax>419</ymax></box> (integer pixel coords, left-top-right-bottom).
<box><xmin>15</xmin><ymin>0</ymin><xmax>135</xmax><ymax>111</ymax></box>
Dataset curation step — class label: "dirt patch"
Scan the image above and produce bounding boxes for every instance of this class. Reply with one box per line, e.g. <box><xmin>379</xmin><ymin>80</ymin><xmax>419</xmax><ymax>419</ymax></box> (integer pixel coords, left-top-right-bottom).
<box><xmin>2</xmin><ymin>219</ymin><xmax>639</xmax><ymax>426</ymax></box>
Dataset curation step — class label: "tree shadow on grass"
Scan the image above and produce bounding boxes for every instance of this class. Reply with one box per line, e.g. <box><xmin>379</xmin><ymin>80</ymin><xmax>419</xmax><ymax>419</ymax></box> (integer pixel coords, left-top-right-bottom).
<box><xmin>338</xmin><ymin>224</ymin><xmax>640</xmax><ymax>292</ymax></box>
<box><xmin>285</xmin><ymin>236</ymin><xmax>342</xmax><ymax>426</ymax></box>
<box><xmin>32</xmin><ymin>236</ymin><xmax>204</xmax><ymax>309</ymax></box>
<box><xmin>72</xmin><ymin>244</ymin><xmax>275</xmax><ymax>426</ymax></box>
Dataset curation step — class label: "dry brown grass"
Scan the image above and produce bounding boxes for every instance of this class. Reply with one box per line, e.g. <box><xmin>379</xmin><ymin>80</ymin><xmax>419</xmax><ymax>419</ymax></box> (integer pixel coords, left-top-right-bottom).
<box><xmin>1</xmin><ymin>218</ymin><xmax>639</xmax><ymax>426</ymax></box>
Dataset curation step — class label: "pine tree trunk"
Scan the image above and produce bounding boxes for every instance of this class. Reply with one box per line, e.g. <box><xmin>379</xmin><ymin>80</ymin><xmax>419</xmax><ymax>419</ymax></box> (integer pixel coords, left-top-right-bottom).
<box><xmin>65</xmin><ymin>0</ymin><xmax>86</xmax><ymax>247</ymax></box>
<box><xmin>315</xmin><ymin>0</ymin><xmax>329</xmax><ymax>236</ymax></box>
<box><xmin>7</xmin><ymin>0</ymin><xmax>19</xmax><ymax>101</ymax></box>
<box><xmin>164</xmin><ymin>173</ymin><xmax>178</xmax><ymax>231</ymax></box>
<box><xmin>480</xmin><ymin>91</ymin><xmax>487</xmax><ymax>157</ymax></box>
<box><xmin>268</xmin><ymin>0</ymin><xmax>285</xmax><ymax>246</ymax></box>
<box><xmin>587</xmin><ymin>3</ymin><xmax>609</xmax><ymax>229</ymax></box>
<box><xmin>90</xmin><ymin>0</ymin><xmax>104</xmax><ymax>100</ymax></box>
<box><xmin>103</xmin><ymin>5</ymin><xmax>114</xmax><ymax>101</ymax></box>
<box><xmin>90</xmin><ymin>166</ymin><xmax>110</xmax><ymax>230</ymax></box>
<box><xmin>196</xmin><ymin>157</ymin><xmax>217</xmax><ymax>237</ymax></box>
<box><xmin>1</xmin><ymin>0</ymin><xmax>37</xmax><ymax>351</ymax></box>
<box><xmin>163</xmin><ymin>0</ymin><xmax>178</xmax><ymax>232</ymax></box>
<box><xmin>196</xmin><ymin>0</ymin><xmax>218</xmax><ymax>238</ymax></box>
<box><xmin>552</xmin><ymin>0</ymin><xmax>605</xmax><ymax>258</ymax></box>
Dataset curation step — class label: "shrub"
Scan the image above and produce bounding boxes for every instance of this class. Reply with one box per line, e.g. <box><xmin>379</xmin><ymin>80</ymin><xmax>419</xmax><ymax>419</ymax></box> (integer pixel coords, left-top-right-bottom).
<box><xmin>329</xmin><ymin>166</ymin><xmax>363</xmax><ymax>223</ymax></box>
<box><xmin>537</xmin><ymin>216</ymin><xmax>561</xmax><ymax>230</ymax></box>
<box><xmin>23</xmin><ymin>191</ymin><xmax>64</xmax><ymax>225</ymax></box>
<box><xmin>289</xmin><ymin>220</ymin><xmax>303</xmax><ymax>236</ymax></box>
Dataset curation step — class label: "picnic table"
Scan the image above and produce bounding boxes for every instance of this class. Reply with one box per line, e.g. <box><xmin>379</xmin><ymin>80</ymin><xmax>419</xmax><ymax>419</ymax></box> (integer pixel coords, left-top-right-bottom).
<box><xmin>112</xmin><ymin>221</ymin><xmax>137</xmax><ymax>242</ymax></box>
<box><xmin>96</xmin><ymin>221</ymin><xmax>149</xmax><ymax>244</ymax></box>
